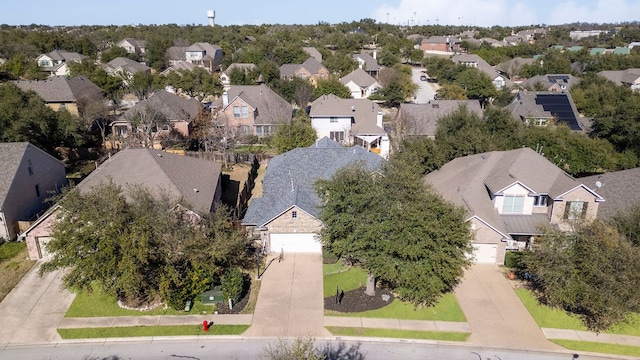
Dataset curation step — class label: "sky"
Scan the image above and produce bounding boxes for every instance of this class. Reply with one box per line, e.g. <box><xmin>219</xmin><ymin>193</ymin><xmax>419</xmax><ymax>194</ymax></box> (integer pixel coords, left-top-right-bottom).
<box><xmin>1</xmin><ymin>0</ymin><xmax>639</xmax><ymax>28</ymax></box>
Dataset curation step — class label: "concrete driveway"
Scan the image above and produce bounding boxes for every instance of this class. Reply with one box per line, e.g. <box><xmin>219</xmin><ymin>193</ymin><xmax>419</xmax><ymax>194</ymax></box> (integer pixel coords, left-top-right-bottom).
<box><xmin>0</xmin><ymin>261</ymin><xmax>75</xmax><ymax>346</ymax></box>
<box><xmin>411</xmin><ymin>67</ymin><xmax>438</xmax><ymax>104</ymax></box>
<box><xmin>245</xmin><ymin>253</ymin><xmax>329</xmax><ymax>337</ymax></box>
<box><xmin>455</xmin><ymin>264</ymin><xmax>562</xmax><ymax>351</ymax></box>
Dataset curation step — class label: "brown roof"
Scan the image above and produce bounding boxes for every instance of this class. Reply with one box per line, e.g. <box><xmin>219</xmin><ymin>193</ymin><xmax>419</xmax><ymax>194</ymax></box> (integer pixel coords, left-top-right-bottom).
<box><xmin>580</xmin><ymin>167</ymin><xmax>640</xmax><ymax>220</ymax></box>
<box><xmin>398</xmin><ymin>100</ymin><xmax>483</xmax><ymax>137</ymax></box>
<box><xmin>14</xmin><ymin>76</ymin><xmax>102</xmax><ymax>103</ymax></box>
<box><xmin>78</xmin><ymin>148</ymin><xmax>221</xmax><ymax>214</ymax></box>
<box><xmin>339</xmin><ymin>68</ymin><xmax>379</xmax><ymax>88</ymax></box>
<box><xmin>124</xmin><ymin>90</ymin><xmax>201</xmax><ymax>123</ymax></box>
<box><xmin>215</xmin><ymin>84</ymin><xmax>293</xmax><ymax>125</ymax></box>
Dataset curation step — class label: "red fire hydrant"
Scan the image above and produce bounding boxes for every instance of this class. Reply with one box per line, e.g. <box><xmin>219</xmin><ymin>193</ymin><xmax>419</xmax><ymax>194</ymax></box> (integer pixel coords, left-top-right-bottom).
<box><xmin>202</xmin><ymin>320</ymin><xmax>209</xmax><ymax>332</ymax></box>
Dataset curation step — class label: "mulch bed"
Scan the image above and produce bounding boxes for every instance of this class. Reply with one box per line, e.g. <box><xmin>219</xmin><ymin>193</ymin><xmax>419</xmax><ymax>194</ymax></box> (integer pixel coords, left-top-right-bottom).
<box><xmin>324</xmin><ymin>287</ymin><xmax>394</xmax><ymax>313</ymax></box>
<box><xmin>213</xmin><ymin>285</ymin><xmax>251</xmax><ymax>315</ymax></box>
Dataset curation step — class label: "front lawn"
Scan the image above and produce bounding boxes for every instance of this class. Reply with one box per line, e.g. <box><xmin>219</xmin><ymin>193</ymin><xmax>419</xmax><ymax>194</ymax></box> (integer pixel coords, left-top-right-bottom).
<box><xmin>323</xmin><ymin>264</ymin><xmax>466</xmax><ymax>322</ymax></box>
<box><xmin>516</xmin><ymin>288</ymin><xmax>640</xmax><ymax>336</ymax></box>
<box><xmin>58</xmin><ymin>325</ymin><xmax>249</xmax><ymax>339</ymax></box>
<box><xmin>0</xmin><ymin>242</ymin><xmax>36</xmax><ymax>302</ymax></box>
<box><xmin>326</xmin><ymin>326</ymin><xmax>469</xmax><ymax>341</ymax></box>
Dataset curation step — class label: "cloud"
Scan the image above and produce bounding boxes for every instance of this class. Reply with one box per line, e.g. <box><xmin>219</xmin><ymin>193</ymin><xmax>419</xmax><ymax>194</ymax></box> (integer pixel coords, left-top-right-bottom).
<box><xmin>372</xmin><ymin>0</ymin><xmax>640</xmax><ymax>27</ymax></box>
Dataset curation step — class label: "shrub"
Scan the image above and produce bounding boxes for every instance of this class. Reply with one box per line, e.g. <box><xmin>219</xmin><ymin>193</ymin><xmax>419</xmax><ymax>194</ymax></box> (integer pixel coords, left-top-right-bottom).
<box><xmin>504</xmin><ymin>251</ymin><xmax>523</xmax><ymax>268</ymax></box>
<box><xmin>221</xmin><ymin>268</ymin><xmax>244</xmax><ymax>305</ymax></box>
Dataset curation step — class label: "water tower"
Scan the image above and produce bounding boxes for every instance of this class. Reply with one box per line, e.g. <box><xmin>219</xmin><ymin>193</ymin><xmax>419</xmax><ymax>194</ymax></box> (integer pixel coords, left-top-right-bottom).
<box><xmin>207</xmin><ymin>10</ymin><xmax>215</xmax><ymax>27</ymax></box>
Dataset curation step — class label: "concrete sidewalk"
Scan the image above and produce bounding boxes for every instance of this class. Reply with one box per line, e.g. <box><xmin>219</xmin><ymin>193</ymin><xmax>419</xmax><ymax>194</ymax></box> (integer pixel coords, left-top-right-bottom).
<box><xmin>542</xmin><ymin>328</ymin><xmax>640</xmax><ymax>347</ymax></box>
<box><xmin>325</xmin><ymin>317</ymin><xmax>470</xmax><ymax>333</ymax></box>
<box><xmin>59</xmin><ymin>314</ymin><xmax>253</xmax><ymax>328</ymax></box>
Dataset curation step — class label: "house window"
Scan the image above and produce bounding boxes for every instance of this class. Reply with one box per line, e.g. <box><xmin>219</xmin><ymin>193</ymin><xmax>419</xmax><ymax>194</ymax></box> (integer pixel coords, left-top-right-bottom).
<box><xmin>28</xmin><ymin>159</ymin><xmax>33</xmax><ymax>176</ymax></box>
<box><xmin>330</xmin><ymin>117</ymin><xmax>339</xmax><ymax>123</ymax></box>
<box><xmin>534</xmin><ymin>118</ymin><xmax>548</xmax><ymax>126</ymax></box>
<box><xmin>292</xmin><ymin>211</ymin><xmax>297</xmax><ymax>219</ymax></box>
<box><xmin>233</xmin><ymin>106</ymin><xmax>241</xmax><ymax>117</ymax></box>
<box><xmin>59</xmin><ymin>103</ymin><xmax>66</xmax><ymax>110</ymax></box>
<box><xmin>240</xmin><ymin>125</ymin><xmax>251</xmax><ymax>134</ymax></box>
<box><xmin>162</xmin><ymin>125</ymin><xmax>170</xmax><ymax>131</ymax></box>
<box><xmin>502</xmin><ymin>195</ymin><xmax>525</xmax><ymax>214</ymax></box>
<box><xmin>534</xmin><ymin>195</ymin><xmax>548</xmax><ymax>207</ymax></box>
<box><xmin>256</xmin><ymin>126</ymin><xmax>262</xmax><ymax>135</ymax></box>
<box><xmin>330</xmin><ymin>131</ymin><xmax>344</xmax><ymax>142</ymax></box>
<box><xmin>241</xmin><ymin>106</ymin><xmax>248</xmax><ymax>118</ymax></box>
<box><xmin>564</xmin><ymin>201</ymin><xmax>588</xmax><ymax>220</ymax></box>
<box><xmin>35</xmin><ymin>184</ymin><xmax>41</xmax><ymax>198</ymax></box>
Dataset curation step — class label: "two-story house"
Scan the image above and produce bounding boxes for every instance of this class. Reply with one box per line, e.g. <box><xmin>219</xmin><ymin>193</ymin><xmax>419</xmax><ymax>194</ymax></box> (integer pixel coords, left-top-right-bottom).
<box><xmin>426</xmin><ymin>147</ymin><xmax>604</xmax><ymax>264</ymax></box>
<box><xmin>521</xmin><ymin>74</ymin><xmax>580</xmax><ymax>92</ymax></box>
<box><xmin>104</xmin><ymin>57</ymin><xmax>151</xmax><ymax>81</ymax></box>
<box><xmin>116</xmin><ymin>38</ymin><xmax>147</xmax><ymax>56</ymax></box>
<box><xmin>309</xmin><ymin>94</ymin><xmax>389</xmax><ymax>158</ymax></box>
<box><xmin>0</xmin><ymin>142</ymin><xmax>67</xmax><ymax>241</ymax></box>
<box><xmin>36</xmin><ymin>50</ymin><xmax>88</xmax><ymax>77</ymax></box>
<box><xmin>597</xmin><ymin>68</ymin><xmax>640</xmax><ymax>92</ymax></box>
<box><xmin>220</xmin><ymin>63</ymin><xmax>258</xmax><ymax>90</ymax></box>
<box><xmin>279</xmin><ymin>57</ymin><xmax>329</xmax><ymax>86</ymax></box>
<box><xmin>14</xmin><ymin>76</ymin><xmax>103</xmax><ymax>116</ymax></box>
<box><xmin>185</xmin><ymin>43</ymin><xmax>223</xmax><ymax>72</ymax></box>
<box><xmin>353</xmin><ymin>51</ymin><xmax>381</xmax><ymax>77</ymax></box>
<box><xmin>452</xmin><ymin>54</ymin><xmax>511</xmax><ymax>89</ymax></box>
<box><xmin>421</xmin><ymin>36</ymin><xmax>461</xmax><ymax>53</ymax></box>
<box><xmin>212</xmin><ymin>84</ymin><xmax>293</xmax><ymax>140</ymax></box>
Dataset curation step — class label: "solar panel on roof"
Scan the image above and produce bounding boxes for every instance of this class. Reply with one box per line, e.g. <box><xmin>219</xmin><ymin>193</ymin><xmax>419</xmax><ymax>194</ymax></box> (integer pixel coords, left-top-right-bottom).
<box><xmin>535</xmin><ymin>94</ymin><xmax>582</xmax><ymax>130</ymax></box>
<box><xmin>547</xmin><ymin>75</ymin><xmax>570</xmax><ymax>83</ymax></box>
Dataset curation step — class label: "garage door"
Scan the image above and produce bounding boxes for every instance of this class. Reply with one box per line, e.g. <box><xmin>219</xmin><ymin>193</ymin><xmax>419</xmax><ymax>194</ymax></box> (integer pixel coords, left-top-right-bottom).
<box><xmin>472</xmin><ymin>244</ymin><xmax>497</xmax><ymax>264</ymax></box>
<box><xmin>37</xmin><ymin>236</ymin><xmax>53</xmax><ymax>258</ymax></box>
<box><xmin>269</xmin><ymin>233</ymin><xmax>321</xmax><ymax>253</ymax></box>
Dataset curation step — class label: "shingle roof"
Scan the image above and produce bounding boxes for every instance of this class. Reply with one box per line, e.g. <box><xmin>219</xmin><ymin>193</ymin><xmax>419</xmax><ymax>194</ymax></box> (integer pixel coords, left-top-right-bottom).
<box><xmin>303</xmin><ymin>47</ymin><xmax>323</xmax><ymax>63</ymax></box>
<box><xmin>165</xmin><ymin>46</ymin><xmax>188</xmax><ymax>61</ymax></box>
<box><xmin>42</xmin><ymin>50</ymin><xmax>87</xmax><ymax>62</ymax></box>
<box><xmin>310</xmin><ymin>94</ymin><xmax>385</xmax><ymax>135</ymax></box>
<box><xmin>77</xmin><ymin>148</ymin><xmax>221</xmax><ymax>214</ymax></box>
<box><xmin>580</xmin><ymin>167</ymin><xmax>640</xmax><ymax>220</ymax></box>
<box><xmin>14</xmin><ymin>76</ymin><xmax>102</xmax><ymax>103</ymax></box>
<box><xmin>0</xmin><ymin>142</ymin><xmax>30</xmax><ymax>205</ymax></box>
<box><xmin>105</xmin><ymin>57</ymin><xmax>151</xmax><ymax>75</ymax></box>
<box><xmin>521</xmin><ymin>74</ymin><xmax>580</xmax><ymax>91</ymax></box>
<box><xmin>280</xmin><ymin>58</ymin><xmax>328</xmax><ymax>78</ymax></box>
<box><xmin>426</xmin><ymin>147</ymin><xmax>598</xmax><ymax>237</ymax></box>
<box><xmin>301</xmin><ymin>57</ymin><xmax>326</xmax><ymax>74</ymax></box>
<box><xmin>242</xmin><ymin>137</ymin><xmax>382</xmax><ymax>227</ymax></box>
<box><xmin>506</xmin><ymin>91</ymin><xmax>583</xmax><ymax>130</ymax></box>
<box><xmin>124</xmin><ymin>90</ymin><xmax>201</xmax><ymax>123</ymax></box>
<box><xmin>353</xmin><ymin>52</ymin><xmax>381</xmax><ymax>72</ymax></box>
<box><xmin>496</xmin><ymin>57</ymin><xmax>536</xmax><ymax>76</ymax></box>
<box><xmin>222</xmin><ymin>63</ymin><xmax>256</xmax><ymax>76</ymax></box>
<box><xmin>600</xmin><ymin>68</ymin><xmax>640</xmax><ymax>86</ymax></box>
<box><xmin>398</xmin><ymin>100</ymin><xmax>483</xmax><ymax>137</ymax></box>
<box><xmin>452</xmin><ymin>54</ymin><xmax>508</xmax><ymax>84</ymax></box>
<box><xmin>279</xmin><ymin>64</ymin><xmax>301</xmax><ymax>78</ymax></box>
<box><xmin>339</xmin><ymin>68</ymin><xmax>378</xmax><ymax>88</ymax></box>
<box><xmin>215</xmin><ymin>84</ymin><xmax>293</xmax><ymax>125</ymax></box>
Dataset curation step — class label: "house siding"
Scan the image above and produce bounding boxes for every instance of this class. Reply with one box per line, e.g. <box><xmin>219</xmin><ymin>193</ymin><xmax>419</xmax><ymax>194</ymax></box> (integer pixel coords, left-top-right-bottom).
<box><xmin>470</xmin><ymin>218</ymin><xmax>507</xmax><ymax>265</ymax></box>
<box><xmin>551</xmin><ymin>187</ymin><xmax>600</xmax><ymax>231</ymax></box>
<box><xmin>311</xmin><ymin>117</ymin><xmax>352</xmax><ymax>142</ymax></box>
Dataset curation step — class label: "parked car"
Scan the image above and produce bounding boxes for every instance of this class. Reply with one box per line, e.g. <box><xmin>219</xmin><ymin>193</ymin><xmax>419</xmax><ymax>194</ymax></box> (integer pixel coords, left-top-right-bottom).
<box><xmin>420</xmin><ymin>75</ymin><xmax>428</xmax><ymax>81</ymax></box>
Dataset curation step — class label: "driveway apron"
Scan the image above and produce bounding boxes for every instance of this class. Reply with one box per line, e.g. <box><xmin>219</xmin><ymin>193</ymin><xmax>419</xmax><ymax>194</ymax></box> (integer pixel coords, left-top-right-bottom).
<box><xmin>0</xmin><ymin>261</ymin><xmax>75</xmax><ymax>345</ymax></box>
<box><xmin>245</xmin><ymin>253</ymin><xmax>329</xmax><ymax>337</ymax></box>
<box><xmin>454</xmin><ymin>264</ymin><xmax>562</xmax><ymax>351</ymax></box>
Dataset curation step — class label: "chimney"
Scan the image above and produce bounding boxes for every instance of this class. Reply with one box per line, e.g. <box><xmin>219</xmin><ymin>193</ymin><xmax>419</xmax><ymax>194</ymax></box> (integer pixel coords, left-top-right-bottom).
<box><xmin>373</xmin><ymin>49</ymin><xmax>377</xmax><ymax>60</ymax></box>
<box><xmin>222</xmin><ymin>91</ymin><xmax>229</xmax><ymax>107</ymax></box>
<box><xmin>376</xmin><ymin>111</ymin><xmax>383</xmax><ymax>129</ymax></box>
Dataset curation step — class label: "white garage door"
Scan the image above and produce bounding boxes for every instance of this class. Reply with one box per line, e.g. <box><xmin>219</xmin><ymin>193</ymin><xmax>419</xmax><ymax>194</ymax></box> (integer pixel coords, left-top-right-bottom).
<box><xmin>472</xmin><ymin>244</ymin><xmax>497</xmax><ymax>264</ymax></box>
<box><xmin>37</xmin><ymin>236</ymin><xmax>53</xmax><ymax>258</ymax></box>
<box><xmin>270</xmin><ymin>233</ymin><xmax>321</xmax><ymax>253</ymax></box>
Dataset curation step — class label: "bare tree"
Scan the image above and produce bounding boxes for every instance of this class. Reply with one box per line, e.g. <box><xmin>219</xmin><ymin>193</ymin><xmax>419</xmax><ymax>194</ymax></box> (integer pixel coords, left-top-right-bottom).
<box><xmin>77</xmin><ymin>95</ymin><xmax>110</xmax><ymax>146</ymax></box>
<box><xmin>126</xmin><ymin>104</ymin><xmax>168</xmax><ymax>148</ymax></box>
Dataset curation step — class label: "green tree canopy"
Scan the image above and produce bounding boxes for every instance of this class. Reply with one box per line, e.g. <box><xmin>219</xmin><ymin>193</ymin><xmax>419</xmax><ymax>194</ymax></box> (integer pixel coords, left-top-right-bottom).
<box><xmin>271</xmin><ymin>112</ymin><xmax>317</xmax><ymax>154</ymax></box>
<box><xmin>316</xmin><ymin>160</ymin><xmax>472</xmax><ymax>306</ymax></box>
<box><xmin>312</xmin><ymin>77</ymin><xmax>351</xmax><ymax>99</ymax></box>
<box><xmin>40</xmin><ymin>182</ymin><xmax>251</xmax><ymax>309</ymax></box>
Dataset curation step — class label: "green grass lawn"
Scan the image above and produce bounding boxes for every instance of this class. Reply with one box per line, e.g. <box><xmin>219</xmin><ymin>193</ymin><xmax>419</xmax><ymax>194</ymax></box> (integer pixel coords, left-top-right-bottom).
<box><xmin>58</xmin><ymin>325</ymin><xmax>249</xmax><ymax>339</ymax></box>
<box><xmin>0</xmin><ymin>242</ymin><xmax>27</xmax><ymax>262</ymax></box>
<box><xmin>551</xmin><ymin>340</ymin><xmax>640</xmax><ymax>358</ymax></box>
<box><xmin>326</xmin><ymin>326</ymin><xmax>469</xmax><ymax>341</ymax></box>
<box><xmin>66</xmin><ymin>285</ymin><xmax>216</xmax><ymax>317</ymax></box>
<box><xmin>515</xmin><ymin>288</ymin><xmax>640</xmax><ymax>336</ymax></box>
<box><xmin>323</xmin><ymin>264</ymin><xmax>466</xmax><ymax>322</ymax></box>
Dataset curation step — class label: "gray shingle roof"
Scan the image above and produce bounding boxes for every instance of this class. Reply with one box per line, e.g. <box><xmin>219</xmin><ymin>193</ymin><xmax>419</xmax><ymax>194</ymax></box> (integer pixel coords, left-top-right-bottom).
<box><xmin>124</xmin><ymin>90</ymin><xmax>201</xmax><ymax>123</ymax></box>
<box><xmin>496</xmin><ymin>57</ymin><xmax>536</xmax><ymax>76</ymax></box>
<box><xmin>165</xmin><ymin>46</ymin><xmax>188</xmax><ymax>61</ymax></box>
<box><xmin>521</xmin><ymin>74</ymin><xmax>580</xmax><ymax>91</ymax></box>
<box><xmin>222</xmin><ymin>63</ymin><xmax>256</xmax><ymax>76</ymax></box>
<box><xmin>303</xmin><ymin>47</ymin><xmax>323</xmax><ymax>63</ymax></box>
<box><xmin>280</xmin><ymin>57</ymin><xmax>327</xmax><ymax>78</ymax></box>
<box><xmin>426</xmin><ymin>147</ymin><xmax>598</xmax><ymax>237</ymax></box>
<box><xmin>43</xmin><ymin>50</ymin><xmax>88</xmax><ymax>62</ymax></box>
<box><xmin>242</xmin><ymin>137</ymin><xmax>382</xmax><ymax>227</ymax></box>
<box><xmin>506</xmin><ymin>91</ymin><xmax>583</xmax><ymax>131</ymax></box>
<box><xmin>214</xmin><ymin>84</ymin><xmax>293</xmax><ymax>125</ymax></box>
<box><xmin>14</xmin><ymin>76</ymin><xmax>103</xmax><ymax>103</ymax></box>
<box><xmin>353</xmin><ymin>52</ymin><xmax>381</xmax><ymax>72</ymax></box>
<box><xmin>598</xmin><ymin>68</ymin><xmax>640</xmax><ymax>86</ymax></box>
<box><xmin>105</xmin><ymin>57</ymin><xmax>151</xmax><ymax>75</ymax></box>
<box><xmin>77</xmin><ymin>148</ymin><xmax>221</xmax><ymax>214</ymax></box>
<box><xmin>340</xmin><ymin>68</ymin><xmax>378</xmax><ymax>88</ymax></box>
<box><xmin>398</xmin><ymin>100</ymin><xmax>483</xmax><ymax>137</ymax></box>
<box><xmin>0</xmin><ymin>142</ymin><xmax>31</xmax><ymax>206</ymax></box>
<box><xmin>310</xmin><ymin>94</ymin><xmax>385</xmax><ymax>135</ymax></box>
<box><xmin>580</xmin><ymin>167</ymin><xmax>640</xmax><ymax>220</ymax></box>
<box><xmin>452</xmin><ymin>54</ymin><xmax>508</xmax><ymax>84</ymax></box>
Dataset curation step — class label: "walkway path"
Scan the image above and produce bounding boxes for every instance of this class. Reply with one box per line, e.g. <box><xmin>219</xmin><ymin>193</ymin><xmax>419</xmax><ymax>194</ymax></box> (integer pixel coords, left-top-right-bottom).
<box><xmin>454</xmin><ymin>264</ymin><xmax>563</xmax><ymax>351</ymax></box>
<box><xmin>244</xmin><ymin>253</ymin><xmax>330</xmax><ymax>337</ymax></box>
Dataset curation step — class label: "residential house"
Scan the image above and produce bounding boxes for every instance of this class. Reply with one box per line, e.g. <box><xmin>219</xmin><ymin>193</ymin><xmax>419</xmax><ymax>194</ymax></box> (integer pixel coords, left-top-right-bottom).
<box><xmin>309</xmin><ymin>94</ymin><xmax>389</xmax><ymax>158</ymax></box>
<box><xmin>165</xmin><ymin>46</ymin><xmax>188</xmax><ymax>66</ymax></box>
<box><xmin>211</xmin><ymin>84</ymin><xmax>293</xmax><ymax>140</ymax></box>
<box><xmin>597</xmin><ymin>68</ymin><xmax>640</xmax><ymax>92</ymax></box>
<box><xmin>580</xmin><ymin>168</ymin><xmax>640</xmax><ymax>220</ymax></box>
<box><xmin>104</xmin><ymin>57</ymin><xmax>151</xmax><ymax>82</ymax></box>
<box><xmin>112</xmin><ymin>90</ymin><xmax>202</xmax><ymax>145</ymax></box>
<box><xmin>339</xmin><ymin>68</ymin><xmax>381</xmax><ymax>99</ymax></box>
<box><xmin>14</xmin><ymin>76</ymin><xmax>103</xmax><ymax>116</ymax></box>
<box><xmin>0</xmin><ymin>142</ymin><xmax>66</xmax><ymax>241</ymax></box>
<box><xmin>426</xmin><ymin>147</ymin><xmax>604</xmax><ymax>264</ymax></box>
<box><xmin>36</xmin><ymin>50</ymin><xmax>88</xmax><ymax>77</ymax></box>
<box><xmin>496</xmin><ymin>57</ymin><xmax>536</xmax><ymax>81</ymax></box>
<box><xmin>220</xmin><ymin>63</ymin><xmax>257</xmax><ymax>90</ymax></box>
<box><xmin>506</xmin><ymin>91</ymin><xmax>585</xmax><ymax>131</ymax></box>
<box><xmin>452</xmin><ymin>54</ymin><xmax>510</xmax><ymax>89</ymax></box>
<box><xmin>185</xmin><ymin>43</ymin><xmax>223</xmax><ymax>72</ymax></box>
<box><xmin>396</xmin><ymin>100</ymin><xmax>483</xmax><ymax>138</ymax></box>
<box><xmin>570</xmin><ymin>30</ymin><xmax>607</xmax><ymax>41</ymax></box>
<box><xmin>279</xmin><ymin>57</ymin><xmax>329</xmax><ymax>86</ymax></box>
<box><xmin>421</xmin><ymin>36</ymin><xmax>461</xmax><ymax>53</ymax></box>
<box><xmin>303</xmin><ymin>47</ymin><xmax>323</xmax><ymax>63</ymax></box>
<box><xmin>22</xmin><ymin>148</ymin><xmax>222</xmax><ymax>259</ymax></box>
<box><xmin>241</xmin><ymin>137</ymin><xmax>382</xmax><ymax>253</ymax></box>
<box><xmin>160</xmin><ymin>61</ymin><xmax>198</xmax><ymax>76</ymax></box>
<box><xmin>520</xmin><ymin>74</ymin><xmax>580</xmax><ymax>92</ymax></box>
<box><xmin>116</xmin><ymin>38</ymin><xmax>147</xmax><ymax>56</ymax></box>
<box><xmin>353</xmin><ymin>51</ymin><xmax>381</xmax><ymax>77</ymax></box>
